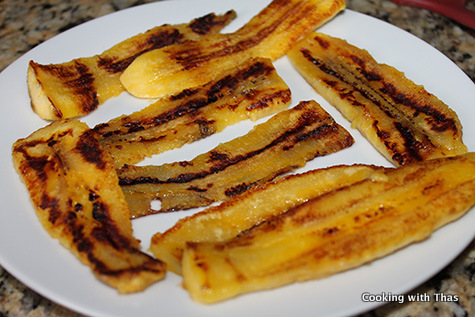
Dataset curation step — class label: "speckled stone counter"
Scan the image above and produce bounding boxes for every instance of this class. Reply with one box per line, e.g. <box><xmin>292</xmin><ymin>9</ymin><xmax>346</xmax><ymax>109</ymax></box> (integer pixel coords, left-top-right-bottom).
<box><xmin>0</xmin><ymin>1</ymin><xmax>473</xmax><ymax>316</ymax></box>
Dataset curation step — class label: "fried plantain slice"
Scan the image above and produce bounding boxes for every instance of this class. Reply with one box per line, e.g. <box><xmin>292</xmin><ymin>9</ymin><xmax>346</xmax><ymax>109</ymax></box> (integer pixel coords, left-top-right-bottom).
<box><xmin>181</xmin><ymin>153</ymin><xmax>475</xmax><ymax>303</ymax></box>
<box><xmin>12</xmin><ymin>119</ymin><xmax>166</xmax><ymax>293</ymax></box>
<box><xmin>287</xmin><ymin>32</ymin><xmax>467</xmax><ymax>166</ymax></box>
<box><xmin>27</xmin><ymin>11</ymin><xmax>237</xmax><ymax>120</ymax></box>
<box><xmin>93</xmin><ymin>57</ymin><xmax>291</xmax><ymax>168</ymax></box>
<box><xmin>149</xmin><ymin>164</ymin><xmax>384</xmax><ymax>274</ymax></box>
<box><xmin>119</xmin><ymin>100</ymin><xmax>354</xmax><ymax>218</ymax></box>
<box><xmin>120</xmin><ymin>0</ymin><xmax>345</xmax><ymax>98</ymax></box>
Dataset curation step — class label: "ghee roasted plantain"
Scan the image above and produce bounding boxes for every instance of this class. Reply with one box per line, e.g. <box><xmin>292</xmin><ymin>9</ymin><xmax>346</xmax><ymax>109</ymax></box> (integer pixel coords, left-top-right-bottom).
<box><xmin>149</xmin><ymin>164</ymin><xmax>383</xmax><ymax>274</ymax></box>
<box><xmin>27</xmin><ymin>11</ymin><xmax>236</xmax><ymax>120</ymax></box>
<box><xmin>120</xmin><ymin>0</ymin><xmax>346</xmax><ymax>98</ymax></box>
<box><xmin>119</xmin><ymin>100</ymin><xmax>354</xmax><ymax>218</ymax></box>
<box><xmin>12</xmin><ymin>120</ymin><xmax>166</xmax><ymax>293</ymax></box>
<box><xmin>94</xmin><ymin>57</ymin><xmax>291</xmax><ymax>168</ymax></box>
<box><xmin>181</xmin><ymin>153</ymin><xmax>475</xmax><ymax>303</ymax></box>
<box><xmin>287</xmin><ymin>32</ymin><xmax>467</xmax><ymax>166</ymax></box>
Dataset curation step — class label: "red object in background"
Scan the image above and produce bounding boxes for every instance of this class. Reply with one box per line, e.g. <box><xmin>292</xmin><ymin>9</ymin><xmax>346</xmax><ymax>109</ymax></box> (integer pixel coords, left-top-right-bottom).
<box><xmin>390</xmin><ymin>0</ymin><xmax>475</xmax><ymax>29</ymax></box>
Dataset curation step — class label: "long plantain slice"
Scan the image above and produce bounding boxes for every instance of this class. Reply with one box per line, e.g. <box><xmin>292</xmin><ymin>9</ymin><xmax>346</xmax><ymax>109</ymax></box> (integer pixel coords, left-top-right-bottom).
<box><xmin>119</xmin><ymin>100</ymin><xmax>354</xmax><ymax>218</ymax></box>
<box><xmin>181</xmin><ymin>153</ymin><xmax>475</xmax><ymax>303</ymax></box>
<box><xmin>287</xmin><ymin>32</ymin><xmax>467</xmax><ymax>166</ymax></box>
<box><xmin>120</xmin><ymin>0</ymin><xmax>345</xmax><ymax>98</ymax></box>
<box><xmin>93</xmin><ymin>57</ymin><xmax>291</xmax><ymax>168</ymax></box>
<box><xmin>27</xmin><ymin>11</ymin><xmax>237</xmax><ymax>120</ymax></box>
<box><xmin>150</xmin><ymin>164</ymin><xmax>384</xmax><ymax>274</ymax></box>
<box><xmin>12</xmin><ymin>119</ymin><xmax>166</xmax><ymax>293</ymax></box>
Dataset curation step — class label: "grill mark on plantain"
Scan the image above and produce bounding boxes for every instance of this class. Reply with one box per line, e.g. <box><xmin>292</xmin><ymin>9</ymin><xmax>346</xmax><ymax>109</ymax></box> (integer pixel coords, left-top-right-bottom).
<box><xmin>29</xmin><ymin>62</ymin><xmax>65</xmax><ymax>118</ymax></box>
<box><xmin>111</xmin><ymin>119</ymin><xmax>216</xmax><ymax>146</ymax></box>
<box><xmin>392</xmin><ymin>122</ymin><xmax>424</xmax><ymax>163</ymax></box>
<box><xmin>95</xmin><ymin>60</ymin><xmax>276</xmax><ymax>137</ymax></box>
<box><xmin>246</xmin><ymin>89</ymin><xmax>291</xmax><ymax>111</ymax></box>
<box><xmin>170</xmin><ymin>88</ymin><xmax>200</xmax><ymax>101</ymax></box>
<box><xmin>224</xmin><ymin>182</ymin><xmax>255</xmax><ymax>197</ymax></box>
<box><xmin>102</xmin><ymin>87</ymin><xmax>287</xmax><ymax>143</ymax></box>
<box><xmin>104</xmin><ymin>88</ymin><xmax>289</xmax><ymax>144</ymax></box>
<box><xmin>189</xmin><ymin>11</ymin><xmax>236</xmax><ymax>35</ymax></box>
<box><xmin>21</xmin><ymin>153</ymin><xmax>50</xmax><ymax>182</ymax></box>
<box><xmin>65</xmin><ymin>210</ymin><xmax>161</xmax><ymax>276</ymax></box>
<box><xmin>75</xmin><ymin>129</ymin><xmax>107</xmax><ymax>170</ymax></box>
<box><xmin>41</xmin><ymin>193</ymin><xmax>61</xmax><ymax>224</ymax></box>
<box><xmin>13</xmin><ymin>125</ymin><xmax>168</xmax><ymax>288</ymax></box>
<box><xmin>119</xmin><ymin>106</ymin><xmax>334</xmax><ymax>187</ymax></box>
<box><xmin>172</xmin><ymin>1</ymin><xmax>306</xmax><ymax>70</ymax></box>
<box><xmin>13</xmin><ymin>130</ymin><xmax>73</xmax><ymax>182</ymax></box>
<box><xmin>301</xmin><ymin>47</ymin><xmax>397</xmax><ymax>120</ymax></box>
<box><xmin>311</xmin><ymin>35</ymin><xmax>457</xmax><ymax>134</ymax></box>
<box><xmin>300</xmin><ymin>46</ymin><xmax>439</xmax><ymax>164</ymax></box>
<box><xmin>17</xmin><ymin>131</ymin><xmax>135</xmax><ymax>254</ymax></box>
<box><xmin>53</xmin><ymin>174</ymin><xmax>162</xmax><ymax>276</ymax></box>
<box><xmin>97</xmin><ymin>28</ymin><xmax>186</xmax><ymax>74</ymax></box>
<box><xmin>97</xmin><ymin>12</ymin><xmax>237</xmax><ymax>74</ymax></box>
<box><xmin>98</xmin><ymin>259</ymin><xmax>165</xmax><ymax>276</ymax></box>
<box><xmin>380</xmin><ymin>83</ymin><xmax>457</xmax><ymax>133</ymax></box>
<box><xmin>147</xmin><ymin>97</ymin><xmax>210</xmax><ymax>128</ymax></box>
<box><xmin>349</xmin><ymin>53</ymin><xmax>457</xmax><ymax>134</ymax></box>
<box><xmin>35</xmin><ymin>61</ymin><xmax>99</xmax><ymax>115</ymax></box>
<box><xmin>18</xmin><ymin>132</ymin><xmax>132</xmax><ymax>253</ymax></box>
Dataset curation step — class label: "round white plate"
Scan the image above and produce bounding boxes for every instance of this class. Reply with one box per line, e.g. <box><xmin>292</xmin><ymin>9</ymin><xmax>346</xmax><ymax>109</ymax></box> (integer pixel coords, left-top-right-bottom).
<box><xmin>0</xmin><ymin>1</ymin><xmax>473</xmax><ymax>316</ymax></box>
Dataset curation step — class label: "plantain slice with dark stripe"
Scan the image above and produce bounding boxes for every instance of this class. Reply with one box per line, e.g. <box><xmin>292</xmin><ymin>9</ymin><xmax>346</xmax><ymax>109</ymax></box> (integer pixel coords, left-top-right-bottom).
<box><xmin>12</xmin><ymin>119</ymin><xmax>166</xmax><ymax>293</ymax></box>
<box><xmin>181</xmin><ymin>153</ymin><xmax>475</xmax><ymax>304</ymax></box>
<box><xmin>150</xmin><ymin>164</ymin><xmax>384</xmax><ymax>275</ymax></box>
<box><xmin>27</xmin><ymin>11</ymin><xmax>237</xmax><ymax>120</ymax></box>
<box><xmin>120</xmin><ymin>0</ymin><xmax>345</xmax><ymax>98</ymax></box>
<box><xmin>118</xmin><ymin>100</ymin><xmax>354</xmax><ymax>218</ymax></box>
<box><xmin>93</xmin><ymin>57</ymin><xmax>291</xmax><ymax>168</ymax></box>
<box><xmin>287</xmin><ymin>32</ymin><xmax>467</xmax><ymax>166</ymax></box>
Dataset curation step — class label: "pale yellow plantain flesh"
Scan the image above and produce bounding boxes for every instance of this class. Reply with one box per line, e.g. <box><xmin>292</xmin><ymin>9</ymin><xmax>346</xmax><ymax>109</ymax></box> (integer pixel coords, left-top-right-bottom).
<box><xmin>12</xmin><ymin>119</ymin><xmax>166</xmax><ymax>293</ymax></box>
<box><xmin>150</xmin><ymin>164</ymin><xmax>384</xmax><ymax>275</ymax></box>
<box><xmin>118</xmin><ymin>100</ymin><xmax>354</xmax><ymax>218</ymax></box>
<box><xmin>287</xmin><ymin>33</ymin><xmax>467</xmax><ymax>166</ymax></box>
<box><xmin>93</xmin><ymin>57</ymin><xmax>291</xmax><ymax>168</ymax></box>
<box><xmin>181</xmin><ymin>153</ymin><xmax>475</xmax><ymax>303</ymax></box>
<box><xmin>27</xmin><ymin>11</ymin><xmax>236</xmax><ymax>120</ymax></box>
<box><xmin>120</xmin><ymin>0</ymin><xmax>346</xmax><ymax>98</ymax></box>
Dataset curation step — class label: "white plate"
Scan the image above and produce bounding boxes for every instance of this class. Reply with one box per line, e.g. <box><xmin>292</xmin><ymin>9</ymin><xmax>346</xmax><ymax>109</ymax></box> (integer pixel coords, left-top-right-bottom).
<box><xmin>0</xmin><ymin>1</ymin><xmax>474</xmax><ymax>316</ymax></box>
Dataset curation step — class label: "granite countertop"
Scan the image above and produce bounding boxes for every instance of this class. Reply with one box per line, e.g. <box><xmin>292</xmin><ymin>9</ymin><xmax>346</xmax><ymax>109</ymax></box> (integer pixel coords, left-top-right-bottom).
<box><xmin>0</xmin><ymin>0</ymin><xmax>473</xmax><ymax>316</ymax></box>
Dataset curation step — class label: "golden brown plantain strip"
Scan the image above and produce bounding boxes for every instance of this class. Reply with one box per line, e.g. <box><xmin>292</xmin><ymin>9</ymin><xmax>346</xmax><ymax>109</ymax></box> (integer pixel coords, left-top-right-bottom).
<box><xmin>181</xmin><ymin>153</ymin><xmax>475</xmax><ymax>303</ymax></box>
<box><xmin>119</xmin><ymin>100</ymin><xmax>354</xmax><ymax>218</ymax></box>
<box><xmin>287</xmin><ymin>32</ymin><xmax>467</xmax><ymax>166</ymax></box>
<box><xmin>120</xmin><ymin>0</ymin><xmax>345</xmax><ymax>98</ymax></box>
<box><xmin>27</xmin><ymin>11</ymin><xmax>237</xmax><ymax>120</ymax></box>
<box><xmin>93</xmin><ymin>57</ymin><xmax>291</xmax><ymax>168</ymax></box>
<box><xmin>149</xmin><ymin>164</ymin><xmax>384</xmax><ymax>275</ymax></box>
<box><xmin>12</xmin><ymin>120</ymin><xmax>166</xmax><ymax>293</ymax></box>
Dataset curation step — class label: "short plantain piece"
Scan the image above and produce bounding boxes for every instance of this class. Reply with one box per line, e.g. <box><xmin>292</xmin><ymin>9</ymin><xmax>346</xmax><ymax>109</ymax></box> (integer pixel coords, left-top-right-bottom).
<box><xmin>120</xmin><ymin>0</ymin><xmax>346</xmax><ymax>98</ymax></box>
<box><xmin>181</xmin><ymin>153</ymin><xmax>475</xmax><ymax>303</ymax></box>
<box><xmin>27</xmin><ymin>11</ymin><xmax>237</xmax><ymax>120</ymax></box>
<box><xmin>287</xmin><ymin>32</ymin><xmax>467</xmax><ymax>166</ymax></box>
<box><xmin>12</xmin><ymin>119</ymin><xmax>166</xmax><ymax>293</ymax></box>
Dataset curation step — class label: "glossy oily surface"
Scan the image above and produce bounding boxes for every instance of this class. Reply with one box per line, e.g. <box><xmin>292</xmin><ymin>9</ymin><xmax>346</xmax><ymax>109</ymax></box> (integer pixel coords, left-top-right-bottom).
<box><xmin>0</xmin><ymin>1</ymin><xmax>473</xmax><ymax>316</ymax></box>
